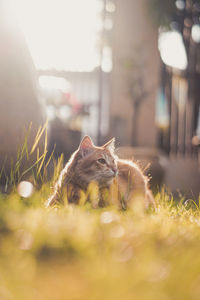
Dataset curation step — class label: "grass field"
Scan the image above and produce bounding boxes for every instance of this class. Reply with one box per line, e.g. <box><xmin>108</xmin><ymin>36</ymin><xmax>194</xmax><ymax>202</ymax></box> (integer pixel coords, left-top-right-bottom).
<box><xmin>0</xmin><ymin>187</ymin><xmax>200</xmax><ymax>300</ymax></box>
<box><xmin>1</xmin><ymin>127</ymin><xmax>200</xmax><ymax>300</ymax></box>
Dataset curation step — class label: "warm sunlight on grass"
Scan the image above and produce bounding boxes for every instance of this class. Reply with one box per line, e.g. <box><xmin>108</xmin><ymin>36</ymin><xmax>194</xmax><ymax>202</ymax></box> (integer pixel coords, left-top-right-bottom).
<box><xmin>0</xmin><ymin>126</ymin><xmax>200</xmax><ymax>300</ymax></box>
<box><xmin>1</xmin><ymin>191</ymin><xmax>200</xmax><ymax>300</ymax></box>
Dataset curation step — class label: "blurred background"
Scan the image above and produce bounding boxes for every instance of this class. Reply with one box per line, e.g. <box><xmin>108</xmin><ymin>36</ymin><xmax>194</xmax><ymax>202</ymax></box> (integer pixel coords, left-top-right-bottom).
<box><xmin>0</xmin><ymin>0</ymin><xmax>199</xmax><ymax>197</ymax></box>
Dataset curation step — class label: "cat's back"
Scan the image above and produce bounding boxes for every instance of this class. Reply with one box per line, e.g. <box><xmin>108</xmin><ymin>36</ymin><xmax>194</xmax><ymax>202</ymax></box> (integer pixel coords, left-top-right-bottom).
<box><xmin>116</xmin><ymin>158</ymin><xmax>148</xmax><ymax>197</ymax></box>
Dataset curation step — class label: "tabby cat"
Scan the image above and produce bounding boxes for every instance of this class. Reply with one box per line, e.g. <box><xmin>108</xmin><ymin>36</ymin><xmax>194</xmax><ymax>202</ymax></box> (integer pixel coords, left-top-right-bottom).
<box><xmin>46</xmin><ymin>136</ymin><xmax>155</xmax><ymax>208</ymax></box>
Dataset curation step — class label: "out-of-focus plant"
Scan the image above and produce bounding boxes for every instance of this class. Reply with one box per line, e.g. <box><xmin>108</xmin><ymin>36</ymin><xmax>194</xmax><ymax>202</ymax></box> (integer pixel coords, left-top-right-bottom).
<box><xmin>121</xmin><ymin>46</ymin><xmax>155</xmax><ymax>146</ymax></box>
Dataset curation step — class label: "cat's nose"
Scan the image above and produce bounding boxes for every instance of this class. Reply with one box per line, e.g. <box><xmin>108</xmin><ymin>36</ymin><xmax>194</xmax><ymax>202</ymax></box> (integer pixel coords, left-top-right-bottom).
<box><xmin>112</xmin><ymin>167</ymin><xmax>118</xmax><ymax>175</ymax></box>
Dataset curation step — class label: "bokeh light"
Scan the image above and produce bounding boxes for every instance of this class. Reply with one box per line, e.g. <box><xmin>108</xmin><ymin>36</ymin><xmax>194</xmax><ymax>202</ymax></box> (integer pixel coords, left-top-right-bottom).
<box><xmin>17</xmin><ymin>181</ymin><xmax>34</xmax><ymax>198</ymax></box>
<box><xmin>159</xmin><ymin>31</ymin><xmax>188</xmax><ymax>70</ymax></box>
<box><xmin>192</xmin><ymin>24</ymin><xmax>200</xmax><ymax>43</ymax></box>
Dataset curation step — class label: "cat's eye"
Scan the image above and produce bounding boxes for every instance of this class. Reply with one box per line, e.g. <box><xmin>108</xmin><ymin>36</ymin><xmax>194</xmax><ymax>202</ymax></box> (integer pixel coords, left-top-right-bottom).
<box><xmin>98</xmin><ymin>158</ymin><xmax>106</xmax><ymax>164</ymax></box>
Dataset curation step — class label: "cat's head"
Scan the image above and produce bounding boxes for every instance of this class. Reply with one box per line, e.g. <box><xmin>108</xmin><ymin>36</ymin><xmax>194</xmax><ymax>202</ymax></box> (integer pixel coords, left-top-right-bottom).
<box><xmin>73</xmin><ymin>136</ymin><xmax>118</xmax><ymax>187</ymax></box>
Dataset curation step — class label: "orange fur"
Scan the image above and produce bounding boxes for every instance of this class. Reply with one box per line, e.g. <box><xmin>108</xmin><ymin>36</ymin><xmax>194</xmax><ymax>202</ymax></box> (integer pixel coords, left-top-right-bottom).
<box><xmin>46</xmin><ymin>136</ymin><xmax>155</xmax><ymax>209</ymax></box>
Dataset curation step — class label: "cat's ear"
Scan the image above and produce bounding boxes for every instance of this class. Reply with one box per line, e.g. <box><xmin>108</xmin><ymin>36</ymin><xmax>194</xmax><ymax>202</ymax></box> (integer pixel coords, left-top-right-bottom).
<box><xmin>103</xmin><ymin>138</ymin><xmax>115</xmax><ymax>152</ymax></box>
<box><xmin>79</xmin><ymin>135</ymin><xmax>95</xmax><ymax>157</ymax></box>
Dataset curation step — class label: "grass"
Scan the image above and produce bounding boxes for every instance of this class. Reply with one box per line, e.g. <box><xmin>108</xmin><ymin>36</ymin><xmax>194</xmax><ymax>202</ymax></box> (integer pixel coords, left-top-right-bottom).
<box><xmin>1</xmin><ymin>192</ymin><xmax>200</xmax><ymax>300</ymax></box>
<box><xmin>0</xmin><ymin>125</ymin><xmax>200</xmax><ymax>300</ymax></box>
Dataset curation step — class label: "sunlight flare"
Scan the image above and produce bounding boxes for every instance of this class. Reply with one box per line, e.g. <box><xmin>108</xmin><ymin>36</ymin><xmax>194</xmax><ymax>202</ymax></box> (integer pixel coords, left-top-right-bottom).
<box><xmin>10</xmin><ymin>0</ymin><xmax>102</xmax><ymax>71</ymax></box>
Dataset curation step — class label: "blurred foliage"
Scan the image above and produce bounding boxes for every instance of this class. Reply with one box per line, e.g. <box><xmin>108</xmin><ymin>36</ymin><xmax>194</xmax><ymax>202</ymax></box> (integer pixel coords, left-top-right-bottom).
<box><xmin>148</xmin><ymin>0</ymin><xmax>177</xmax><ymax>27</ymax></box>
<box><xmin>148</xmin><ymin>0</ymin><xmax>200</xmax><ymax>28</ymax></box>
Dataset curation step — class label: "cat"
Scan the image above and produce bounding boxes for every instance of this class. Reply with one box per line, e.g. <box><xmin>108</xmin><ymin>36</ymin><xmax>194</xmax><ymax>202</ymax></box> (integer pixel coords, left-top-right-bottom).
<box><xmin>46</xmin><ymin>136</ymin><xmax>155</xmax><ymax>209</ymax></box>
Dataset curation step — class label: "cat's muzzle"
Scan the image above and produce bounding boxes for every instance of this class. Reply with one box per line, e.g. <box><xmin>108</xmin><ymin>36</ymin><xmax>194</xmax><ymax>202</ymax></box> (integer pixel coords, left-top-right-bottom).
<box><xmin>112</xmin><ymin>168</ymin><xmax>118</xmax><ymax>176</ymax></box>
